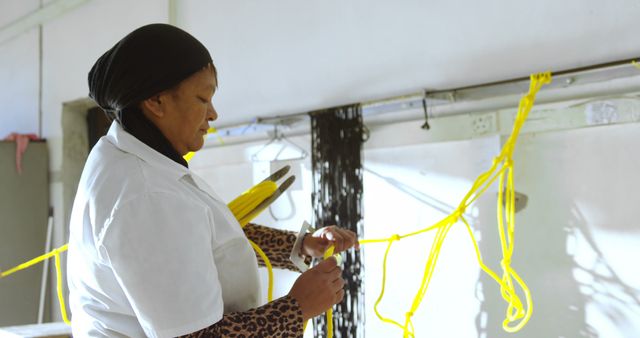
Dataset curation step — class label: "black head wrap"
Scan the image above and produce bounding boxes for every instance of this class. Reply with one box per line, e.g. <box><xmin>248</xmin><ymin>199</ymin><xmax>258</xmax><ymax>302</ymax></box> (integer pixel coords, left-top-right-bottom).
<box><xmin>88</xmin><ymin>23</ymin><xmax>215</xmax><ymax>167</ymax></box>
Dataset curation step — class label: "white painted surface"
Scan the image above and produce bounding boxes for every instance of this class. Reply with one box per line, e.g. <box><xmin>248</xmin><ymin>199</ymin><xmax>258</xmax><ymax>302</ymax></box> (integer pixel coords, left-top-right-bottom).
<box><xmin>178</xmin><ymin>0</ymin><xmax>640</xmax><ymax>126</ymax></box>
<box><xmin>0</xmin><ymin>0</ymin><xmax>39</xmax><ymax>138</ymax></box>
<box><xmin>1</xmin><ymin>0</ymin><xmax>640</xmax><ymax>332</ymax></box>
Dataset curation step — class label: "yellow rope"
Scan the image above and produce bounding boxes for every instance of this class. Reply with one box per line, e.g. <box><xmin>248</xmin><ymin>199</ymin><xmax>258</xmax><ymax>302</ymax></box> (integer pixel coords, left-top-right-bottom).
<box><xmin>323</xmin><ymin>246</ymin><xmax>335</xmax><ymax>338</ymax></box>
<box><xmin>249</xmin><ymin>240</ymin><xmax>274</xmax><ymax>302</ymax></box>
<box><xmin>359</xmin><ymin>72</ymin><xmax>551</xmax><ymax>336</ymax></box>
<box><xmin>302</xmin><ymin>245</ymin><xmax>337</xmax><ymax>337</ymax></box>
<box><xmin>1</xmin><ymin>244</ymin><xmax>71</xmax><ymax>325</ymax></box>
<box><xmin>633</xmin><ymin>60</ymin><xmax>640</xmax><ymax>70</ymax></box>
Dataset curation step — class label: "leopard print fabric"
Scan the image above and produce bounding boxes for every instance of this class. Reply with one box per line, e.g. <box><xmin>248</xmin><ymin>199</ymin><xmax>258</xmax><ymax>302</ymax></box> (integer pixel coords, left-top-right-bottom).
<box><xmin>177</xmin><ymin>295</ymin><xmax>304</xmax><ymax>338</ymax></box>
<box><xmin>243</xmin><ymin>223</ymin><xmax>311</xmax><ymax>272</ymax></box>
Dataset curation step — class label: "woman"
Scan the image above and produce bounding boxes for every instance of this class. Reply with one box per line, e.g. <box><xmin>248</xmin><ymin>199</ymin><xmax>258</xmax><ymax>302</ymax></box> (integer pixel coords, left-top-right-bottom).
<box><xmin>67</xmin><ymin>23</ymin><xmax>358</xmax><ymax>337</ymax></box>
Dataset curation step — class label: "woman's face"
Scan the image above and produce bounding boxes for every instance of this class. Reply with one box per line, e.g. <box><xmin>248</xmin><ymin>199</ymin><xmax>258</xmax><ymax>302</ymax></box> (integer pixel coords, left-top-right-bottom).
<box><xmin>147</xmin><ymin>66</ymin><xmax>218</xmax><ymax>155</ymax></box>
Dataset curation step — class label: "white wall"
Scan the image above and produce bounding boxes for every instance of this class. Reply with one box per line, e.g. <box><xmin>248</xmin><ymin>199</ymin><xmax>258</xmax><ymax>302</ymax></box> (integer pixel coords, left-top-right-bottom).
<box><xmin>1</xmin><ymin>0</ymin><xmax>640</xmax><ymax>331</ymax></box>
<box><xmin>0</xmin><ymin>0</ymin><xmax>40</xmax><ymax>137</ymax></box>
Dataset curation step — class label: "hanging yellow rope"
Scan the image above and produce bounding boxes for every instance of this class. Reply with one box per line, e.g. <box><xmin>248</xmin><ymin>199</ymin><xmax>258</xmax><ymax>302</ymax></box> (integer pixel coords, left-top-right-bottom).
<box><xmin>358</xmin><ymin>72</ymin><xmax>552</xmax><ymax>337</ymax></box>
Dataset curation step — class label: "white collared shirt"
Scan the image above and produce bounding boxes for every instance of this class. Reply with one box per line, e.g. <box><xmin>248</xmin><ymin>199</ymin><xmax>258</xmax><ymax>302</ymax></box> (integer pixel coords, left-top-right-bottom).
<box><xmin>67</xmin><ymin>122</ymin><xmax>261</xmax><ymax>338</ymax></box>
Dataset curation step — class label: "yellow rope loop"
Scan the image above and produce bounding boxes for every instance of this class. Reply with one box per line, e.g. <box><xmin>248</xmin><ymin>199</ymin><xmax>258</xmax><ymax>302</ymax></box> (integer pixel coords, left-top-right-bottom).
<box><xmin>504</xmin><ymin>158</ymin><xmax>513</xmax><ymax>168</ymax></box>
<box><xmin>391</xmin><ymin>234</ymin><xmax>401</xmax><ymax>242</ymax></box>
<box><xmin>492</xmin><ymin>156</ymin><xmax>500</xmax><ymax>167</ymax></box>
<box><xmin>456</xmin><ymin>204</ymin><xmax>467</xmax><ymax>216</ymax></box>
<box><xmin>248</xmin><ymin>240</ymin><xmax>274</xmax><ymax>302</ymax></box>
<box><xmin>402</xmin><ymin>311</ymin><xmax>417</xmax><ymax>338</ymax></box>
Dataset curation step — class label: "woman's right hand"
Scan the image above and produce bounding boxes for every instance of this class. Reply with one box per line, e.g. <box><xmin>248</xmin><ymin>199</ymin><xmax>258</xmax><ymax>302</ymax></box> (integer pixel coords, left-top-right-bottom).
<box><xmin>288</xmin><ymin>257</ymin><xmax>345</xmax><ymax>321</ymax></box>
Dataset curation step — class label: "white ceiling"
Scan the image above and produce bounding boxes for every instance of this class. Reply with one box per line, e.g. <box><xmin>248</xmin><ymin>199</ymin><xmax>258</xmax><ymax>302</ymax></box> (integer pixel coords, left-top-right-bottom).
<box><xmin>175</xmin><ymin>0</ymin><xmax>640</xmax><ymax>127</ymax></box>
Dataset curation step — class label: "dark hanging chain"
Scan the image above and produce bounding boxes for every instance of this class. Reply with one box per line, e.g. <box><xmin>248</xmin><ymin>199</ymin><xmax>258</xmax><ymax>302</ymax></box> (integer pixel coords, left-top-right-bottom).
<box><xmin>310</xmin><ymin>104</ymin><xmax>365</xmax><ymax>338</ymax></box>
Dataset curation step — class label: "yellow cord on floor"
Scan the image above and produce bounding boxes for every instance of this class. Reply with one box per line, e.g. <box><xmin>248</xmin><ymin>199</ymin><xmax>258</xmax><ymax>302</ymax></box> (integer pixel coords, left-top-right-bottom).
<box><xmin>359</xmin><ymin>72</ymin><xmax>552</xmax><ymax>337</ymax></box>
<box><xmin>0</xmin><ymin>177</ymin><xmax>280</xmax><ymax>326</ymax></box>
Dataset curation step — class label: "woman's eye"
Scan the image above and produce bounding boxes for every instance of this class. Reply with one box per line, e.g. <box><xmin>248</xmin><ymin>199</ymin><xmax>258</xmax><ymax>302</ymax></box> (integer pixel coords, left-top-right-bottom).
<box><xmin>199</xmin><ymin>97</ymin><xmax>208</xmax><ymax>103</ymax></box>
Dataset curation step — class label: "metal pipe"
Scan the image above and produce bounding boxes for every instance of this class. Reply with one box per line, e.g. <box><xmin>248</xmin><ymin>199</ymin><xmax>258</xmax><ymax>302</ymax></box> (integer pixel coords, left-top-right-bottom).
<box><xmin>207</xmin><ymin>58</ymin><xmax>640</xmax><ymax>148</ymax></box>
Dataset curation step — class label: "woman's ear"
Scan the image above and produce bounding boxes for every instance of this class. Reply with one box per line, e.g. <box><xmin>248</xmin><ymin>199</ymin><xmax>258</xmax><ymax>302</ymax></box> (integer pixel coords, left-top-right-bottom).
<box><xmin>140</xmin><ymin>95</ymin><xmax>165</xmax><ymax>118</ymax></box>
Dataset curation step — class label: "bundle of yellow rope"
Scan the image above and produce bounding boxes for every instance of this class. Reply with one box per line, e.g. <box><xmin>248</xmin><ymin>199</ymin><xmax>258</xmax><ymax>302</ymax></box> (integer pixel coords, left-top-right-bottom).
<box><xmin>357</xmin><ymin>72</ymin><xmax>552</xmax><ymax>337</ymax></box>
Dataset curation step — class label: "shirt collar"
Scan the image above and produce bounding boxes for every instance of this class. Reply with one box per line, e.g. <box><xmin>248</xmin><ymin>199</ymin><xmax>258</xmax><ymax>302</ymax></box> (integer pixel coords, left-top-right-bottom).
<box><xmin>105</xmin><ymin>122</ymin><xmax>190</xmax><ymax>181</ymax></box>
<box><xmin>105</xmin><ymin>122</ymin><xmax>226</xmax><ymax>204</ymax></box>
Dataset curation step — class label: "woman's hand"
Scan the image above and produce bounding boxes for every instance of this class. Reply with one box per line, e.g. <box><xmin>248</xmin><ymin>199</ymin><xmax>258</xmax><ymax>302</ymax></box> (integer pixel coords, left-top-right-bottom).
<box><xmin>301</xmin><ymin>225</ymin><xmax>360</xmax><ymax>258</ymax></box>
<box><xmin>288</xmin><ymin>257</ymin><xmax>344</xmax><ymax>321</ymax></box>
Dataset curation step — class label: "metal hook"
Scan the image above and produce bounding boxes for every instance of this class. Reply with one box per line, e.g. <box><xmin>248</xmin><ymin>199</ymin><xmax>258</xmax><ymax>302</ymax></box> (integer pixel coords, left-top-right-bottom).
<box><xmin>421</xmin><ymin>90</ymin><xmax>431</xmax><ymax>130</ymax></box>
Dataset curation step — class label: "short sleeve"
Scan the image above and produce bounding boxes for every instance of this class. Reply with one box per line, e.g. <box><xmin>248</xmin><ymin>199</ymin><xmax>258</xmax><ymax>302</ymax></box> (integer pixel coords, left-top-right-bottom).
<box><xmin>99</xmin><ymin>192</ymin><xmax>223</xmax><ymax>338</ymax></box>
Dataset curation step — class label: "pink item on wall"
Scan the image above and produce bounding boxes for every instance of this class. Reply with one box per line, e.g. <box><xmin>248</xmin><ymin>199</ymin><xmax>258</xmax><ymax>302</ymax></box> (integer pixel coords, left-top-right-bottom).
<box><xmin>3</xmin><ymin>133</ymin><xmax>41</xmax><ymax>175</ymax></box>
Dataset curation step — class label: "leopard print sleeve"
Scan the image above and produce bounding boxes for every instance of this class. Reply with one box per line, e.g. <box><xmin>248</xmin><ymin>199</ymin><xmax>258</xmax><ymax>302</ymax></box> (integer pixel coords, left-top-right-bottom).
<box><xmin>243</xmin><ymin>223</ymin><xmax>310</xmax><ymax>272</ymax></box>
<box><xmin>177</xmin><ymin>295</ymin><xmax>304</xmax><ymax>338</ymax></box>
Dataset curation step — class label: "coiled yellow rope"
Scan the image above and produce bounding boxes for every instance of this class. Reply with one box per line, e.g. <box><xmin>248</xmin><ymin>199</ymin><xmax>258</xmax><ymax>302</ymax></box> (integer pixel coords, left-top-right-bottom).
<box><xmin>358</xmin><ymin>72</ymin><xmax>552</xmax><ymax>337</ymax></box>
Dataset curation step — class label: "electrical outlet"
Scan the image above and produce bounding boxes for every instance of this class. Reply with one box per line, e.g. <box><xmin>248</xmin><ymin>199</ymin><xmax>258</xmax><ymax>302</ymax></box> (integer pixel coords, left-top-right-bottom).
<box><xmin>471</xmin><ymin>114</ymin><xmax>495</xmax><ymax>135</ymax></box>
<box><xmin>585</xmin><ymin>101</ymin><xmax>618</xmax><ymax>125</ymax></box>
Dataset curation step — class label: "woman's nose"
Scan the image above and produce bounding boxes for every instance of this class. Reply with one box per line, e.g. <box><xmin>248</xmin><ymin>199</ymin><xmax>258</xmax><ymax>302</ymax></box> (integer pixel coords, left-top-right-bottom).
<box><xmin>208</xmin><ymin>102</ymin><xmax>218</xmax><ymax>121</ymax></box>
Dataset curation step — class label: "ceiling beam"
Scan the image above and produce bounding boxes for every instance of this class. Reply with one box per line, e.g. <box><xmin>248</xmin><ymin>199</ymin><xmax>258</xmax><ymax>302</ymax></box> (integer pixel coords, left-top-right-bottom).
<box><xmin>0</xmin><ymin>0</ymin><xmax>91</xmax><ymax>46</ymax></box>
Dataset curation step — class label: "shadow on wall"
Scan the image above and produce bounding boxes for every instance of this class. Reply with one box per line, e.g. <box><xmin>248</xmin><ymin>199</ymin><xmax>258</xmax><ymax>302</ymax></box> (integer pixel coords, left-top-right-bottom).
<box><xmin>474</xmin><ymin>200</ymin><xmax>640</xmax><ymax>338</ymax></box>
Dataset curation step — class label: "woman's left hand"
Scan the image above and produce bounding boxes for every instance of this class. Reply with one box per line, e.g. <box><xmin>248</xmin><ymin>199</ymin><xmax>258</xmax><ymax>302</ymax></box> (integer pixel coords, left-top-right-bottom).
<box><xmin>301</xmin><ymin>225</ymin><xmax>360</xmax><ymax>258</ymax></box>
